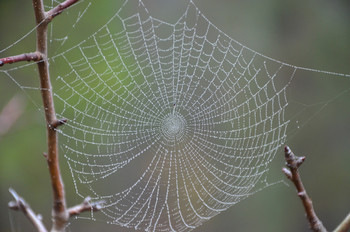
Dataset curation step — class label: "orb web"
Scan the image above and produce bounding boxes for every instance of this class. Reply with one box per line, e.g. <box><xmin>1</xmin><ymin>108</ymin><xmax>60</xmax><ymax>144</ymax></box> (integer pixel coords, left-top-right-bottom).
<box><xmin>48</xmin><ymin>0</ymin><xmax>298</xmax><ymax>231</ymax></box>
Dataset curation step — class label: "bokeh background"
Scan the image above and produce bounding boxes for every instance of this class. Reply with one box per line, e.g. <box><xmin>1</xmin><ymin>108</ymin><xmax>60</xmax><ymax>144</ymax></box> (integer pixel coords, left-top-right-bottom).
<box><xmin>0</xmin><ymin>0</ymin><xmax>349</xmax><ymax>231</ymax></box>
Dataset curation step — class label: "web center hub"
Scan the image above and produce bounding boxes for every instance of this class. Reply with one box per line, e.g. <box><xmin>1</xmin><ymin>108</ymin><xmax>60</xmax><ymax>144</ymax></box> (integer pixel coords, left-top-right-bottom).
<box><xmin>161</xmin><ymin>113</ymin><xmax>186</xmax><ymax>141</ymax></box>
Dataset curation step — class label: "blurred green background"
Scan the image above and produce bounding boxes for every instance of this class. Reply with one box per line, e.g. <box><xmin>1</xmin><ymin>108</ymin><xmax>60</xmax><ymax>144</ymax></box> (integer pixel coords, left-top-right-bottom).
<box><xmin>0</xmin><ymin>0</ymin><xmax>349</xmax><ymax>231</ymax></box>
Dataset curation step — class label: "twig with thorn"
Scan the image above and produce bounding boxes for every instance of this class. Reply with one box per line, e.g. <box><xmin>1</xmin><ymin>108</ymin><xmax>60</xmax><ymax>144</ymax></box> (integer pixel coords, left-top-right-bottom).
<box><xmin>3</xmin><ymin>0</ymin><xmax>102</xmax><ymax>231</ymax></box>
<box><xmin>51</xmin><ymin>118</ymin><xmax>68</xmax><ymax>129</ymax></box>
<box><xmin>68</xmin><ymin>197</ymin><xmax>104</xmax><ymax>217</ymax></box>
<box><xmin>8</xmin><ymin>188</ymin><xmax>47</xmax><ymax>232</ymax></box>
<box><xmin>282</xmin><ymin>146</ymin><xmax>327</xmax><ymax>232</ymax></box>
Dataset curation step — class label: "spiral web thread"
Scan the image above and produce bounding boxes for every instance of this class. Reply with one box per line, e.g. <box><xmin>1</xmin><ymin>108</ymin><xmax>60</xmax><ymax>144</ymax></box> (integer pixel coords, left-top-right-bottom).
<box><xmin>44</xmin><ymin>1</ymin><xmax>300</xmax><ymax>231</ymax></box>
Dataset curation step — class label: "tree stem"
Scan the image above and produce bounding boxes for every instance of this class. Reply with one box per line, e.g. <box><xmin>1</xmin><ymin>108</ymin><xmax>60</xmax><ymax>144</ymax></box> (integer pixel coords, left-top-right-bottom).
<box><xmin>32</xmin><ymin>0</ymin><xmax>69</xmax><ymax>231</ymax></box>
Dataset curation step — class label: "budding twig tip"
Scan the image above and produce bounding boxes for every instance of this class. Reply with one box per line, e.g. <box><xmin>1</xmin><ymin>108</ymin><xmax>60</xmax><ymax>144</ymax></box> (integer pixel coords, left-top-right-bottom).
<box><xmin>296</xmin><ymin>156</ymin><xmax>306</xmax><ymax>168</ymax></box>
<box><xmin>9</xmin><ymin>188</ymin><xmax>17</xmax><ymax>197</ymax></box>
<box><xmin>284</xmin><ymin>145</ymin><xmax>291</xmax><ymax>154</ymax></box>
<box><xmin>8</xmin><ymin>201</ymin><xmax>19</xmax><ymax>209</ymax></box>
<box><xmin>84</xmin><ymin>196</ymin><xmax>92</xmax><ymax>203</ymax></box>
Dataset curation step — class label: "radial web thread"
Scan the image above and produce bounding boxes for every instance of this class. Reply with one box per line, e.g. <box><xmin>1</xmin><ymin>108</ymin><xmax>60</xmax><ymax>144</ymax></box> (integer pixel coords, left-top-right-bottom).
<box><xmin>46</xmin><ymin>0</ymin><xmax>302</xmax><ymax>231</ymax></box>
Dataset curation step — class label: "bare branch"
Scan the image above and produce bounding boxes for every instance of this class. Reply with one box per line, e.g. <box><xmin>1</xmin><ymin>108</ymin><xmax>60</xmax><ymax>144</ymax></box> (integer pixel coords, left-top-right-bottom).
<box><xmin>4</xmin><ymin>0</ymin><xmax>97</xmax><ymax>231</ymax></box>
<box><xmin>68</xmin><ymin>197</ymin><xmax>104</xmax><ymax>217</ymax></box>
<box><xmin>8</xmin><ymin>188</ymin><xmax>48</xmax><ymax>232</ymax></box>
<box><xmin>0</xmin><ymin>52</ymin><xmax>42</xmax><ymax>67</ymax></box>
<box><xmin>32</xmin><ymin>0</ymin><xmax>70</xmax><ymax>230</ymax></box>
<box><xmin>334</xmin><ymin>212</ymin><xmax>350</xmax><ymax>232</ymax></box>
<box><xmin>283</xmin><ymin>146</ymin><xmax>327</xmax><ymax>232</ymax></box>
<box><xmin>46</xmin><ymin>0</ymin><xmax>80</xmax><ymax>21</ymax></box>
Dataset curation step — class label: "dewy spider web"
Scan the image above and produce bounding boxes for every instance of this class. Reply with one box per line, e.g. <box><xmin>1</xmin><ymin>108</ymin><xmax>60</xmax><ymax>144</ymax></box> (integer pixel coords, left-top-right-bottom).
<box><xmin>54</xmin><ymin>1</ymin><xmax>294</xmax><ymax>230</ymax></box>
<box><xmin>0</xmin><ymin>0</ymin><xmax>349</xmax><ymax>231</ymax></box>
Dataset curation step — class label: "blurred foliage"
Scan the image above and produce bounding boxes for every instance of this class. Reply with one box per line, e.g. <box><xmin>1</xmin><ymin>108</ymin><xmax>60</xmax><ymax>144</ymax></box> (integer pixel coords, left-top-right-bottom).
<box><xmin>0</xmin><ymin>0</ymin><xmax>349</xmax><ymax>232</ymax></box>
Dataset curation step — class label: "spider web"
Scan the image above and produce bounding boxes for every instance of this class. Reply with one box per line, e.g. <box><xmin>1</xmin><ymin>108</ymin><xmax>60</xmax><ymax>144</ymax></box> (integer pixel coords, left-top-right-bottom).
<box><xmin>1</xmin><ymin>0</ymin><xmax>349</xmax><ymax>231</ymax></box>
<box><xmin>54</xmin><ymin>1</ymin><xmax>294</xmax><ymax>230</ymax></box>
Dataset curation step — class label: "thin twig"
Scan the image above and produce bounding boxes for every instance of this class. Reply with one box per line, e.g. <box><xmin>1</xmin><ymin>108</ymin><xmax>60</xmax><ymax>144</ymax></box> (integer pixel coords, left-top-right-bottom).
<box><xmin>334</xmin><ymin>212</ymin><xmax>350</xmax><ymax>232</ymax></box>
<box><xmin>282</xmin><ymin>146</ymin><xmax>327</xmax><ymax>232</ymax></box>
<box><xmin>46</xmin><ymin>0</ymin><xmax>79</xmax><ymax>21</ymax></box>
<box><xmin>8</xmin><ymin>188</ymin><xmax>48</xmax><ymax>232</ymax></box>
<box><xmin>0</xmin><ymin>52</ymin><xmax>42</xmax><ymax>66</ymax></box>
<box><xmin>0</xmin><ymin>0</ymin><xmax>79</xmax><ymax>68</ymax></box>
<box><xmin>68</xmin><ymin>197</ymin><xmax>104</xmax><ymax>217</ymax></box>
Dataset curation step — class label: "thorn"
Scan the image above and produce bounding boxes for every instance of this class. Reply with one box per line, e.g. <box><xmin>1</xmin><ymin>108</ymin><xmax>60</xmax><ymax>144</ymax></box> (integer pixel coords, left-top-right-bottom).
<box><xmin>8</xmin><ymin>201</ymin><xmax>19</xmax><ymax>210</ymax></box>
<box><xmin>95</xmin><ymin>203</ymin><xmax>104</xmax><ymax>210</ymax></box>
<box><xmin>51</xmin><ymin>118</ymin><xmax>67</xmax><ymax>128</ymax></box>
<box><xmin>93</xmin><ymin>200</ymin><xmax>105</xmax><ymax>210</ymax></box>
<box><xmin>58</xmin><ymin>118</ymin><xmax>67</xmax><ymax>125</ymax></box>
<box><xmin>9</xmin><ymin>188</ymin><xmax>17</xmax><ymax>199</ymax></box>
<box><xmin>284</xmin><ymin>146</ymin><xmax>292</xmax><ymax>160</ymax></box>
<box><xmin>296</xmin><ymin>156</ymin><xmax>306</xmax><ymax>167</ymax></box>
<box><xmin>284</xmin><ymin>145</ymin><xmax>291</xmax><ymax>154</ymax></box>
<box><xmin>43</xmin><ymin>152</ymin><xmax>48</xmax><ymax>159</ymax></box>
<box><xmin>8</xmin><ymin>188</ymin><xmax>24</xmax><ymax>210</ymax></box>
<box><xmin>298</xmin><ymin>191</ymin><xmax>307</xmax><ymax>199</ymax></box>
<box><xmin>84</xmin><ymin>196</ymin><xmax>92</xmax><ymax>204</ymax></box>
<box><xmin>282</xmin><ymin>167</ymin><xmax>292</xmax><ymax>179</ymax></box>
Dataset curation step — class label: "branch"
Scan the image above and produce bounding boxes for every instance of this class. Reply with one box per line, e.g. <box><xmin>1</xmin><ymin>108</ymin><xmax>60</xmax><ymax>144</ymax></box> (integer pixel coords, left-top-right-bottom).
<box><xmin>282</xmin><ymin>146</ymin><xmax>327</xmax><ymax>232</ymax></box>
<box><xmin>46</xmin><ymin>0</ymin><xmax>79</xmax><ymax>20</ymax></box>
<box><xmin>0</xmin><ymin>0</ymin><xmax>79</xmax><ymax>67</ymax></box>
<box><xmin>334</xmin><ymin>212</ymin><xmax>350</xmax><ymax>232</ymax></box>
<box><xmin>8</xmin><ymin>188</ymin><xmax>47</xmax><ymax>232</ymax></box>
<box><xmin>68</xmin><ymin>197</ymin><xmax>104</xmax><ymax>217</ymax></box>
<box><xmin>4</xmin><ymin>0</ymin><xmax>101</xmax><ymax>231</ymax></box>
<box><xmin>0</xmin><ymin>52</ymin><xmax>42</xmax><ymax>66</ymax></box>
<box><xmin>31</xmin><ymin>0</ymin><xmax>69</xmax><ymax>230</ymax></box>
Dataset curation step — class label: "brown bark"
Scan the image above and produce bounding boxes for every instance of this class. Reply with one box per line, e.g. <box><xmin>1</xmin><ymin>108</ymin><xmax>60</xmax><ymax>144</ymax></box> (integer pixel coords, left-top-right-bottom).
<box><xmin>283</xmin><ymin>146</ymin><xmax>327</xmax><ymax>232</ymax></box>
<box><xmin>32</xmin><ymin>1</ymin><xmax>69</xmax><ymax>230</ymax></box>
<box><xmin>0</xmin><ymin>52</ymin><xmax>42</xmax><ymax>66</ymax></box>
<box><xmin>2</xmin><ymin>1</ymin><xmax>102</xmax><ymax>232</ymax></box>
